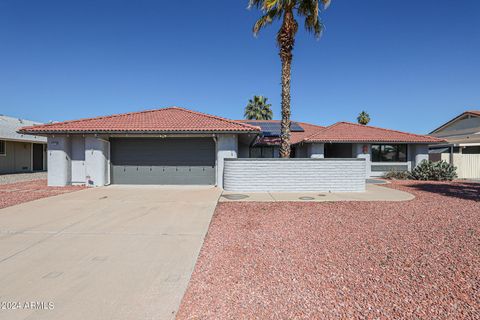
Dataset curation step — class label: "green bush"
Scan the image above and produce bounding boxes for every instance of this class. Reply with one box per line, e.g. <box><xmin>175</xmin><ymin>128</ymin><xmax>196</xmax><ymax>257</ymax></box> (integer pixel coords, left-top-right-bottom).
<box><xmin>383</xmin><ymin>170</ymin><xmax>412</xmax><ymax>180</ymax></box>
<box><xmin>411</xmin><ymin>160</ymin><xmax>458</xmax><ymax>181</ymax></box>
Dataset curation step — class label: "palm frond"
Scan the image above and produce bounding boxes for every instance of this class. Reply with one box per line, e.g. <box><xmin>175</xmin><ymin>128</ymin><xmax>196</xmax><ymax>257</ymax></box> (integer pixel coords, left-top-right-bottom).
<box><xmin>248</xmin><ymin>0</ymin><xmax>265</xmax><ymax>9</ymax></box>
<box><xmin>264</xmin><ymin>0</ymin><xmax>280</xmax><ymax>10</ymax></box>
<box><xmin>244</xmin><ymin>95</ymin><xmax>273</xmax><ymax>120</ymax></box>
<box><xmin>321</xmin><ymin>0</ymin><xmax>331</xmax><ymax>9</ymax></box>
<box><xmin>248</xmin><ymin>0</ymin><xmax>280</xmax><ymax>10</ymax></box>
<box><xmin>305</xmin><ymin>15</ymin><xmax>324</xmax><ymax>38</ymax></box>
<box><xmin>250</xmin><ymin>0</ymin><xmax>331</xmax><ymax>37</ymax></box>
<box><xmin>253</xmin><ymin>7</ymin><xmax>281</xmax><ymax>35</ymax></box>
<box><xmin>298</xmin><ymin>0</ymin><xmax>327</xmax><ymax>38</ymax></box>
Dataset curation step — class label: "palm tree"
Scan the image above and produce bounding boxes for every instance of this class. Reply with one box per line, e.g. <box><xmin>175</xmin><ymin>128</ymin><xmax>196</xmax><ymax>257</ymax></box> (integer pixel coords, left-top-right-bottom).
<box><xmin>244</xmin><ymin>95</ymin><xmax>274</xmax><ymax>120</ymax></box>
<box><xmin>357</xmin><ymin>111</ymin><xmax>371</xmax><ymax>125</ymax></box>
<box><xmin>249</xmin><ymin>0</ymin><xmax>331</xmax><ymax>157</ymax></box>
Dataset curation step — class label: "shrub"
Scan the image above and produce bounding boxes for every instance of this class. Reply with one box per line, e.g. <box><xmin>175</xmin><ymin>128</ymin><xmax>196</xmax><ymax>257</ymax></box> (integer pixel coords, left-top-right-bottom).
<box><xmin>383</xmin><ymin>170</ymin><xmax>412</xmax><ymax>180</ymax></box>
<box><xmin>411</xmin><ymin>160</ymin><xmax>457</xmax><ymax>181</ymax></box>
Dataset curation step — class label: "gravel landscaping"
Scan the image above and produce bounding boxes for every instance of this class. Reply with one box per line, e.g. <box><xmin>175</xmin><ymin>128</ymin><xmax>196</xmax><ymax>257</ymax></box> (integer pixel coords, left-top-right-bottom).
<box><xmin>0</xmin><ymin>179</ymin><xmax>84</xmax><ymax>209</ymax></box>
<box><xmin>0</xmin><ymin>172</ymin><xmax>47</xmax><ymax>185</ymax></box>
<box><xmin>177</xmin><ymin>181</ymin><xmax>480</xmax><ymax>319</ymax></box>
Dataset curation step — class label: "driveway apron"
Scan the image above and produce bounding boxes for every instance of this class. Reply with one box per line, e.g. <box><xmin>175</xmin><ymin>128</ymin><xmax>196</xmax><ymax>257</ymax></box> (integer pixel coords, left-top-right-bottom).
<box><xmin>0</xmin><ymin>185</ymin><xmax>221</xmax><ymax>320</ymax></box>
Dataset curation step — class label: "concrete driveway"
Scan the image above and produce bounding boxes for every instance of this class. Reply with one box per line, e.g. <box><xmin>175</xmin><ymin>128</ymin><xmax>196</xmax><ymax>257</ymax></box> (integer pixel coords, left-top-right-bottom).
<box><xmin>0</xmin><ymin>185</ymin><xmax>221</xmax><ymax>320</ymax></box>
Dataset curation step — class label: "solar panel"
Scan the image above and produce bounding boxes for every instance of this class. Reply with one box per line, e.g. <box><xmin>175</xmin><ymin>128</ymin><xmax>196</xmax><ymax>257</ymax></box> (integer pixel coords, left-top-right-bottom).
<box><xmin>243</xmin><ymin>121</ymin><xmax>304</xmax><ymax>136</ymax></box>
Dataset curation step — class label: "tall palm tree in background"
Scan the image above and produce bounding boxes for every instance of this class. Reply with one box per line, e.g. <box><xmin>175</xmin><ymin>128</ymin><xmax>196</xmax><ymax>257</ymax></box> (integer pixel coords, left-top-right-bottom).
<box><xmin>249</xmin><ymin>0</ymin><xmax>331</xmax><ymax>157</ymax></box>
<box><xmin>357</xmin><ymin>111</ymin><xmax>371</xmax><ymax>125</ymax></box>
<box><xmin>244</xmin><ymin>95</ymin><xmax>273</xmax><ymax>120</ymax></box>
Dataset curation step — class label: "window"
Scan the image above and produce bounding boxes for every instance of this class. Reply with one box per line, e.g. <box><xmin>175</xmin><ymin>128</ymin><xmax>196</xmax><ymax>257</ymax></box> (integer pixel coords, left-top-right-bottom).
<box><xmin>250</xmin><ymin>146</ymin><xmax>274</xmax><ymax>158</ymax></box>
<box><xmin>371</xmin><ymin>144</ymin><xmax>407</xmax><ymax>162</ymax></box>
<box><xmin>0</xmin><ymin>140</ymin><xmax>5</xmax><ymax>156</ymax></box>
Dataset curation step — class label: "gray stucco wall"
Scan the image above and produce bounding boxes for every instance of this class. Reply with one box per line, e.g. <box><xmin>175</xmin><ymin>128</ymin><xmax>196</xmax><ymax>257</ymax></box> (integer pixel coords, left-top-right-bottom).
<box><xmin>238</xmin><ymin>142</ymin><xmax>250</xmax><ymax>158</ymax></box>
<box><xmin>47</xmin><ymin>136</ymin><xmax>72</xmax><ymax>186</ymax></box>
<box><xmin>71</xmin><ymin>136</ymin><xmax>86</xmax><ymax>184</ymax></box>
<box><xmin>47</xmin><ymin>135</ymin><xmax>111</xmax><ymax>187</ymax></box>
<box><xmin>216</xmin><ymin>134</ymin><xmax>238</xmax><ymax>188</ymax></box>
<box><xmin>224</xmin><ymin>158</ymin><xmax>366</xmax><ymax>192</ymax></box>
<box><xmin>0</xmin><ymin>141</ymin><xmax>33</xmax><ymax>174</ymax></box>
<box><xmin>413</xmin><ymin>144</ymin><xmax>429</xmax><ymax>167</ymax></box>
<box><xmin>308</xmin><ymin>143</ymin><xmax>325</xmax><ymax>158</ymax></box>
<box><xmin>353</xmin><ymin>143</ymin><xmax>371</xmax><ymax>177</ymax></box>
<box><xmin>294</xmin><ymin>144</ymin><xmax>308</xmax><ymax>158</ymax></box>
<box><xmin>85</xmin><ymin>137</ymin><xmax>110</xmax><ymax>186</ymax></box>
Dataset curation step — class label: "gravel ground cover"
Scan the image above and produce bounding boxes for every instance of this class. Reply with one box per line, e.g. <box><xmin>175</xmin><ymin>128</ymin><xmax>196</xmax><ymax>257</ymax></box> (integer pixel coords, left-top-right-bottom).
<box><xmin>177</xmin><ymin>181</ymin><xmax>480</xmax><ymax>319</ymax></box>
<box><xmin>0</xmin><ymin>172</ymin><xmax>47</xmax><ymax>185</ymax></box>
<box><xmin>0</xmin><ymin>179</ymin><xmax>84</xmax><ymax>209</ymax></box>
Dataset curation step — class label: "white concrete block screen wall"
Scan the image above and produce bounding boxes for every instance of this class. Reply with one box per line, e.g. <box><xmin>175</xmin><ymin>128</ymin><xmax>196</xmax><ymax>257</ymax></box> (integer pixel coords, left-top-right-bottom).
<box><xmin>223</xmin><ymin>158</ymin><xmax>367</xmax><ymax>192</ymax></box>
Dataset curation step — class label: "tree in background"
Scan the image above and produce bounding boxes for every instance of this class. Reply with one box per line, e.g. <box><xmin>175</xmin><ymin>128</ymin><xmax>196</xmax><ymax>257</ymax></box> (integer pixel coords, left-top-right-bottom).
<box><xmin>244</xmin><ymin>95</ymin><xmax>273</xmax><ymax>120</ymax></box>
<box><xmin>249</xmin><ymin>0</ymin><xmax>331</xmax><ymax>157</ymax></box>
<box><xmin>357</xmin><ymin>111</ymin><xmax>371</xmax><ymax>125</ymax></box>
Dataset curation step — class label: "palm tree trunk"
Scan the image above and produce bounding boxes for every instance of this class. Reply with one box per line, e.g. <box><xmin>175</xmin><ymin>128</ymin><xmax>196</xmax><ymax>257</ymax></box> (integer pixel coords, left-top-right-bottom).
<box><xmin>279</xmin><ymin>51</ymin><xmax>292</xmax><ymax>158</ymax></box>
<box><xmin>278</xmin><ymin>9</ymin><xmax>298</xmax><ymax>158</ymax></box>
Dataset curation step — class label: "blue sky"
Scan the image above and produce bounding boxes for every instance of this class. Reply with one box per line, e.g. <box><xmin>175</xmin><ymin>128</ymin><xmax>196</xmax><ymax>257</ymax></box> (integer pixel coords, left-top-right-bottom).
<box><xmin>1</xmin><ymin>0</ymin><xmax>479</xmax><ymax>134</ymax></box>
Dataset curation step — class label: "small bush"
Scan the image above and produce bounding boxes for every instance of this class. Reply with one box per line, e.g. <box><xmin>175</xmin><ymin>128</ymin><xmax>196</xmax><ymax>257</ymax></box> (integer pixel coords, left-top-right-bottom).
<box><xmin>383</xmin><ymin>170</ymin><xmax>412</xmax><ymax>180</ymax></box>
<box><xmin>411</xmin><ymin>160</ymin><xmax>457</xmax><ymax>181</ymax></box>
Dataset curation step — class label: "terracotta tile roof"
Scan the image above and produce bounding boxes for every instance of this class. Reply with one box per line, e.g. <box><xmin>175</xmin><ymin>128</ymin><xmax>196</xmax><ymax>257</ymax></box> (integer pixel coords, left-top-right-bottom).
<box><xmin>238</xmin><ymin>120</ymin><xmax>442</xmax><ymax>144</ymax></box>
<box><xmin>291</xmin><ymin>122</ymin><xmax>325</xmax><ymax>144</ymax></box>
<box><xmin>19</xmin><ymin>107</ymin><xmax>261</xmax><ymax>134</ymax></box>
<box><xmin>305</xmin><ymin>122</ymin><xmax>445</xmax><ymax>143</ymax></box>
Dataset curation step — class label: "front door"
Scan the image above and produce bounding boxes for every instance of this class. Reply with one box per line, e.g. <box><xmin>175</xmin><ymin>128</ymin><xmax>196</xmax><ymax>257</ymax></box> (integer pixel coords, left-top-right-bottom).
<box><xmin>33</xmin><ymin>144</ymin><xmax>44</xmax><ymax>171</ymax></box>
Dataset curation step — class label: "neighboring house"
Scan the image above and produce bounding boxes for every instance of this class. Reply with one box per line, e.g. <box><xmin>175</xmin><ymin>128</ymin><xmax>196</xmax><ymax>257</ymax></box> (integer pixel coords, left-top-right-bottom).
<box><xmin>429</xmin><ymin>110</ymin><xmax>480</xmax><ymax>179</ymax></box>
<box><xmin>0</xmin><ymin>115</ymin><xmax>47</xmax><ymax>174</ymax></box>
<box><xmin>18</xmin><ymin>107</ymin><xmax>443</xmax><ymax>187</ymax></box>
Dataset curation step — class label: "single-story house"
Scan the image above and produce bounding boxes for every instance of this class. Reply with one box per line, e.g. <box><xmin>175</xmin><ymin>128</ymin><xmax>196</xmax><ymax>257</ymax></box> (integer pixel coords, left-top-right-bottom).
<box><xmin>18</xmin><ymin>107</ymin><xmax>443</xmax><ymax>188</ymax></box>
<box><xmin>240</xmin><ymin>119</ymin><xmax>443</xmax><ymax>177</ymax></box>
<box><xmin>429</xmin><ymin>110</ymin><xmax>480</xmax><ymax>178</ymax></box>
<box><xmin>0</xmin><ymin>115</ymin><xmax>47</xmax><ymax>174</ymax></box>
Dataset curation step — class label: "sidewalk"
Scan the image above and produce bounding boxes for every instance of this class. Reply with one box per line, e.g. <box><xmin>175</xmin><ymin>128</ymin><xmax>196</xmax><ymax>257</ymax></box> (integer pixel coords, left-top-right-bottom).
<box><xmin>220</xmin><ymin>184</ymin><xmax>414</xmax><ymax>202</ymax></box>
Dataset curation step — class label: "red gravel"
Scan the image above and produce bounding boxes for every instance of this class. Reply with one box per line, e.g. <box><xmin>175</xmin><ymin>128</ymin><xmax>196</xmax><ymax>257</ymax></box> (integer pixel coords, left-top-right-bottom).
<box><xmin>0</xmin><ymin>179</ymin><xmax>85</xmax><ymax>209</ymax></box>
<box><xmin>177</xmin><ymin>181</ymin><xmax>480</xmax><ymax>319</ymax></box>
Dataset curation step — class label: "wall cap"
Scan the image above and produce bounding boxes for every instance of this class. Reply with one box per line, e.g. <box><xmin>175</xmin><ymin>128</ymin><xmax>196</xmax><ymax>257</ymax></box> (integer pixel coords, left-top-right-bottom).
<box><xmin>225</xmin><ymin>158</ymin><xmax>365</xmax><ymax>162</ymax></box>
